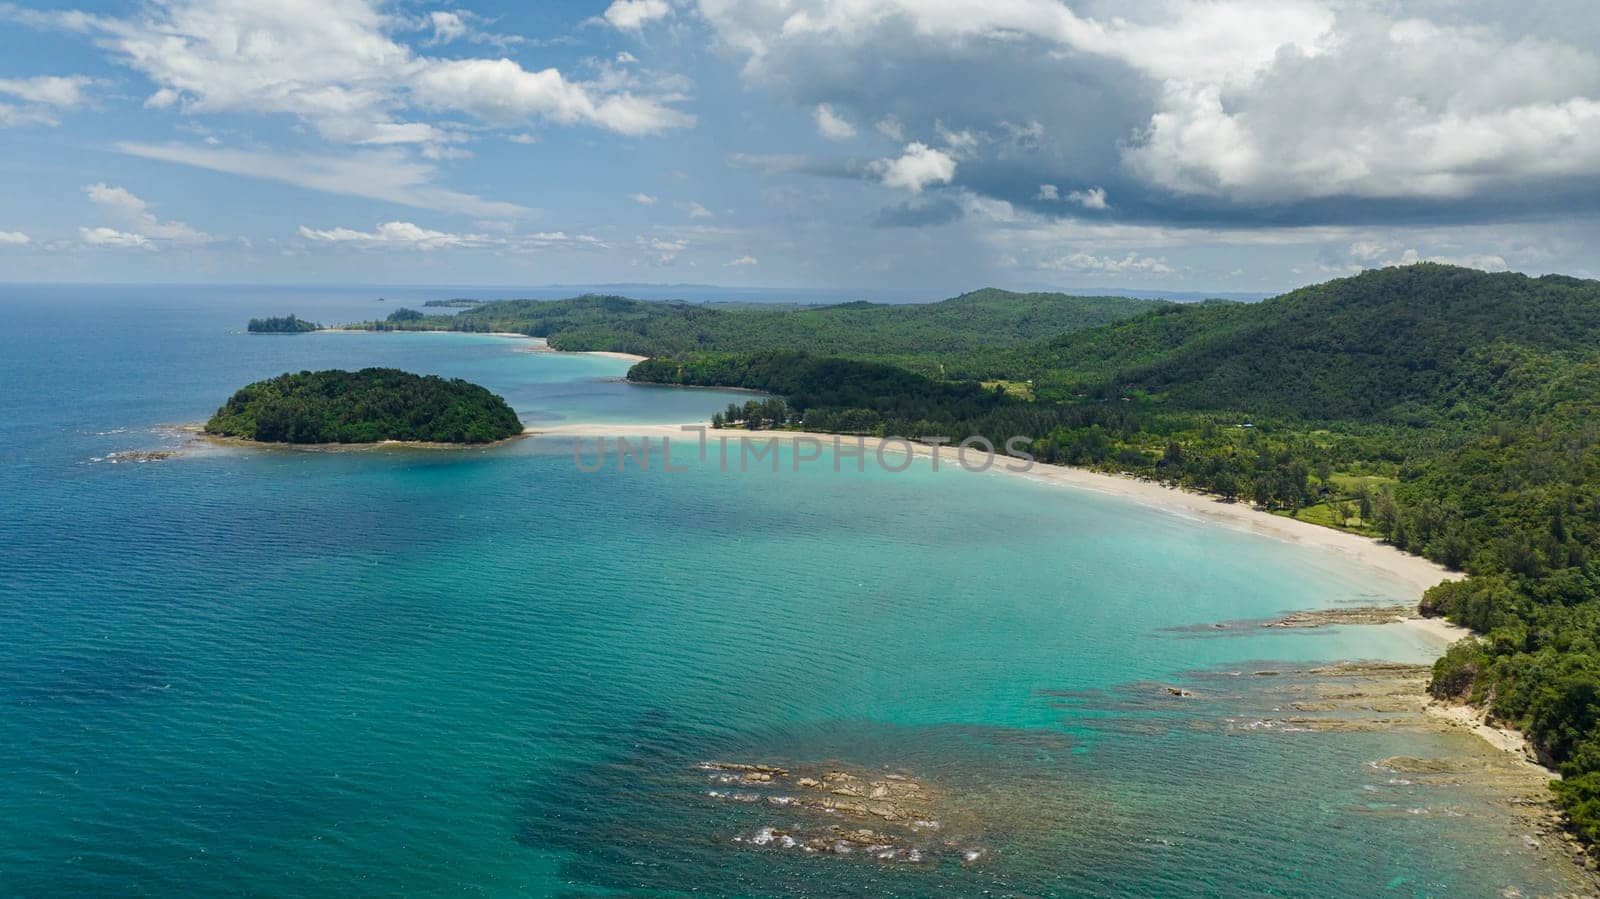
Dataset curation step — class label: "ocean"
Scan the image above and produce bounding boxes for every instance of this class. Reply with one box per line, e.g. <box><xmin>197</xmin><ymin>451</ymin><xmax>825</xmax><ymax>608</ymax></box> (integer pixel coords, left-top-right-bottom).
<box><xmin>0</xmin><ymin>285</ymin><xmax>1586</xmax><ymax>896</ymax></box>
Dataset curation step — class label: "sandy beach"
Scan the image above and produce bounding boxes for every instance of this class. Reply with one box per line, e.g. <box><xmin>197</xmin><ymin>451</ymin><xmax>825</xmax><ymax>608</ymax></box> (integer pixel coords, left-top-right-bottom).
<box><xmin>530</xmin><ymin>422</ymin><xmax>1458</xmax><ymax>598</ymax></box>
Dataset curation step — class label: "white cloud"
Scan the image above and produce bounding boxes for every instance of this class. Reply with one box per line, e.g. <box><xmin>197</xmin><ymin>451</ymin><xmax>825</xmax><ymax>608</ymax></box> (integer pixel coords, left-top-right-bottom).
<box><xmin>601</xmin><ymin>0</ymin><xmax>672</xmax><ymax>30</ymax></box>
<box><xmin>813</xmin><ymin>103</ymin><xmax>856</xmax><ymax>140</ymax></box>
<box><xmin>425</xmin><ymin>10</ymin><xmax>467</xmax><ymax>44</ymax></box>
<box><xmin>629</xmin><ymin>192</ymin><xmax>658</xmax><ymax>205</ymax></box>
<box><xmin>0</xmin><ymin>103</ymin><xmax>55</xmax><ymax>127</ymax></box>
<box><xmin>79</xmin><ymin>226</ymin><xmax>153</xmax><ymax>249</ymax></box>
<box><xmin>872</xmin><ymin>142</ymin><xmax>956</xmax><ymax>193</ymax></box>
<box><xmin>20</xmin><ymin>0</ymin><xmax>691</xmax><ymax>145</ymax></box>
<box><xmin>935</xmin><ymin>123</ymin><xmax>978</xmax><ymax>156</ymax></box>
<box><xmin>0</xmin><ymin>74</ymin><xmax>95</xmax><ymax>107</ymax></box>
<box><xmin>1348</xmin><ymin>239</ymin><xmax>1385</xmax><ymax>261</ymax></box>
<box><xmin>298</xmin><ymin>221</ymin><xmax>605</xmax><ymax>251</ymax></box>
<box><xmin>0</xmin><ymin>74</ymin><xmax>95</xmax><ymax>126</ymax></box>
<box><xmin>117</xmin><ymin>142</ymin><xmax>527</xmax><ymax>219</ymax></box>
<box><xmin>681</xmin><ymin>201</ymin><xmax>713</xmax><ymax>218</ymax></box>
<box><xmin>298</xmin><ymin>221</ymin><xmax>490</xmax><ymax>250</ymax></box>
<box><xmin>0</xmin><ymin>230</ymin><xmax>32</xmax><ymax>246</ymax></box>
<box><xmin>874</xmin><ymin>115</ymin><xmax>904</xmax><ymax>141</ymax></box>
<box><xmin>411</xmin><ymin>58</ymin><xmax>693</xmax><ymax>136</ymax></box>
<box><xmin>642</xmin><ymin>236</ymin><xmax>687</xmax><ymax>262</ymax></box>
<box><xmin>1042</xmin><ymin>251</ymin><xmax>1174</xmax><ymax>275</ymax></box>
<box><xmin>83</xmin><ymin>182</ymin><xmax>210</xmax><ymax>244</ymax></box>
<box><xmin>697</xmin><ymin>0</ymin><xmax>1600</xmax><ymax>207</ymax></box>
<box><xmin>603</xmin><ymin>0</ymin><xmax>672</xmax><ymax>31</ymax></box>
<box><xmin>1036</xmin><ymin>184</ymin><xmax>1059</xmax><ymax>201</ymax></box>
<box><xmin>1067</xmin><ymin>187</ymin><xmax>1108</xmax><ymax>209</ymax></box>
<box><xmin>1120</xmin><ymin>15</ymin><xmax>1600</xmax><ymax>202</ymax></box>
<box><xmin>725</xmin><ymin>254</ymin><xmax>758</xmax><ymax>266</ymax></box>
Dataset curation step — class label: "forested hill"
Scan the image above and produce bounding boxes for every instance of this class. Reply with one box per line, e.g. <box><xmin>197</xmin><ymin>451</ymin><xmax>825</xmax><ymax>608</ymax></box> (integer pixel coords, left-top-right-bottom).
<box><xmin>996</xmin><ymin>265</ymin><xmax>1600</xmax><ymax>421</ymax></box>
<box><xmin>334</xmin><ymin>289</ymin><xmax>1171</xmax><ymax>371</ymax></box>
<box><xmin>204</xmin><ymin>368</ymin><xmax>523</xmax><ymax>444</ymax></box>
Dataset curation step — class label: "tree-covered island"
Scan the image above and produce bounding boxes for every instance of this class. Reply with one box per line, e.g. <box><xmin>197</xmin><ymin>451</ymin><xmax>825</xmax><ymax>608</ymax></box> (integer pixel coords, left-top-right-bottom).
<box><xmin>204</xmin><ymin>368</ymin><xmax>523</xmax><ymax>444</ymax></box>
<box><xmin>246</xmin><ymin>314</ymin><xmax>321</xmax><ymax>333</ymax></box>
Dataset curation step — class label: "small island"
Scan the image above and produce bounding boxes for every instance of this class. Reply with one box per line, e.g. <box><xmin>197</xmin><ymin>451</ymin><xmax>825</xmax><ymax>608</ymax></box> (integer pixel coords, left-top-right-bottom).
<box><xmin>247</xmin><ymin>314</ymin><xmax>321</xmax><ymax>333</ymax></box>
<box><xmin>204</xmin><ymin>368</ymin><xmax>523</xmax><ymax>445</ymax></box>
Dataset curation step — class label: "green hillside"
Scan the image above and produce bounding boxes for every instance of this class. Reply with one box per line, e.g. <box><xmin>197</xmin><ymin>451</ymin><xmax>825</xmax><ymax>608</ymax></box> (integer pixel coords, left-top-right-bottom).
<box><xmin>630</xmin><ymin>265</ymin><xmax>1600</xmax><ymax>848</ymax></box>
<box><xmin>336</xmin><ymin>289</ymin><xmax>1170</xmax><ymax>372</ymax></box>
<box><xmin>1008</xmin><ymin>265</ymin><xmax>1600</xmax><ymax>420</ymax></box>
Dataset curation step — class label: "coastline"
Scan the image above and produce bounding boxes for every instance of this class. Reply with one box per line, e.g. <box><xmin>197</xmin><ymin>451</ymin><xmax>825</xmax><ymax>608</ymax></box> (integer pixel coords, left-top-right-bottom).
<box><xmin>195</xmin><ymin>432</ymin><xmax>526</xmax><ymax>452</ymax></box>
<box><xmin>527</xmin><ymin>422</ymin><xmax>1556</xmax><ymax>773</ymax></box>
<box><xmin>528</xmin><ymin>422</ymin><xmax>1457</xmax><ymax>597</ymax></box>
<box><xmin>313</xmin><ymin>328</ymin><xmax>649</xmax><ymax>362</ymax></box>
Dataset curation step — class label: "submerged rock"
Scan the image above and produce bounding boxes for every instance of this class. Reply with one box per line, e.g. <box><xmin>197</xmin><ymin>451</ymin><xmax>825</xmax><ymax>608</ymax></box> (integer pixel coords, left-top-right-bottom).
<box><xmin>103</xmin><ymin>449</ymin><xmax>179</xmax><ymax>463</ymax></box>
<box><xmin>697</xmin><ymin>760</ymin><xmax>986</xmax><ymax>867</ymax></box>
<box><xmin>1261</xmin><ymin>605</ymin><xmax>1413</xmax><ymax>628</ymax></box>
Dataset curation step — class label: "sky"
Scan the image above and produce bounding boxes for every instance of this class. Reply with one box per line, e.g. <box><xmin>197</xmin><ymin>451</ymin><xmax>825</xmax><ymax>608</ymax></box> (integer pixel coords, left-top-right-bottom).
<box><xmin>1</xmin><ymin>0</ymin><xmax>1598</xmax><ymax>294</ymax></box>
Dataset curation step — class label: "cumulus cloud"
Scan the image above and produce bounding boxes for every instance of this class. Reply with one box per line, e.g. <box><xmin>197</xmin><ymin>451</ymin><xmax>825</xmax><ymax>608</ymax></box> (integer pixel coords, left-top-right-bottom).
<box><xmin>83</xmin><ymin>182</ymin><xmax>210</xmax><ymax>245</ymax></box>
<box><xmin>725</xmin><ymin>254</ymin><xmax>758</xmax><ymax>266</ymax></box>
<box><xmin>603</xmin><ymin>0</ymin><xmax>672</xmax><ymax>31</ymax></box>
<box><xmin>872</xmin><ymin>142</ymin><xmax>956</xmax><ymax>192</ymax></box>
<box><xmin>813</xmin><ymin>103</ymin><xmax>856</xmax><ymax>140</ymax></box>
<box><xmin>629</xmin><ymin>192</ymin><xmax>658</xmax><ymax>205</ymax></box>
<box><xmin>0</xmin><ymin>230</ymin><xmax>32</xmax><ymax>246</ymax></box>
<box><xmin>681</xmin><ymin>201</ymin><xmax>713</xmax><ymax>218</ymax></box>
<box><xmin>1036</xmin><ymin>184</ymin><xmax>1059</xmax><ymax>201</ymax></box>
<box><xmin>15</xmin><ymin>0</ymin><xmax>692</xmax><ymax>145</ymax></box>
<box><xmin>1123</xmin><ymin>16</ymin><xmax>1600</xmax><ymax>203</ymax></box>
<box><xmin>411</xmin><ymin>58</ymin><xmax>693</xmax><ymax>136</ymax></box>
<box><xmin>694</xmin><ymin>0</ymin><xmax>1600</xmax><ymax>218</ymax></box>
<box><xmin>79</xmin><ymin>226</ymin><xmax>153</xmax><ymax>249</ymax></box>
<box><xmin>1067</xmin><ymin>187</ymin><xmax>1108</xmax><ymax>210</ymax></box>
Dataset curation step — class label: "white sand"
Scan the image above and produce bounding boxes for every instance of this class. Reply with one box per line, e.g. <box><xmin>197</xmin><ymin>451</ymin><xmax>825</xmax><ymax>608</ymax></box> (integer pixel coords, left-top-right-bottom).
<box><xmin>530</xmin><ymin>423</ymin><xmax>1458</xmax><ymax>597</ymax></box>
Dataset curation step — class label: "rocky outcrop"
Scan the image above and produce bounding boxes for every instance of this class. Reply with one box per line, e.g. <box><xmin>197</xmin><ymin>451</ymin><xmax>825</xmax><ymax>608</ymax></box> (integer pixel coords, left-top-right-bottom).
<box><xmin>696</xmin><ymin>761</ymin><xmax>986</xmax><ymax>866</ymax></box>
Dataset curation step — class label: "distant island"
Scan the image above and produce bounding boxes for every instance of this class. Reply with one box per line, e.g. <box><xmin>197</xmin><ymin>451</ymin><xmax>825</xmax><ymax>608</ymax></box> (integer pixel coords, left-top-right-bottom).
<box><xmin>204</xmin><ymin>368</ymin><xmax>523</xmax><ymax>444</ymax></box>
<box><xmin>247</xmin><ymin>314</ymin><xmax>321</xmax><ymax>334</ymax></box>
<box><xmin>423</xmin><ymin>299</ymin><xmax>488</xmax><ymax>308</ymax></box>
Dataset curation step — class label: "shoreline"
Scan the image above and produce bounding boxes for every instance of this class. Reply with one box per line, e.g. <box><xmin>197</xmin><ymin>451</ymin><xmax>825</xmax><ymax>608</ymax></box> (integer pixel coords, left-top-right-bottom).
<box><xmin>528</xmin><ymin>422</ymin><xmax>1457</xmax><ymax>596</ymax></box>
<box><xmin>313</xmin><ymin>328</ymin><xmax>649</xmax><ymax>362</ymax></box>
<box><xmin>195</xmin><ymin>432</ymin><xmax>527</xmax><ymax>452</ymax></box>
<box><xmin>527</xmin><ymin>422</ymin><xmax>1553</xmax><ymax>773</ymax></box>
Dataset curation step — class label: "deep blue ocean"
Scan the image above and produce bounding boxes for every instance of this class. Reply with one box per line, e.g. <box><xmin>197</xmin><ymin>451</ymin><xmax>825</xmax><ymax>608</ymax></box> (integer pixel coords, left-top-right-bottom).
<box><xmin>0</xmin><ymin>285</ymin><xmax>1587</xmax><ymax>896</ymax></box>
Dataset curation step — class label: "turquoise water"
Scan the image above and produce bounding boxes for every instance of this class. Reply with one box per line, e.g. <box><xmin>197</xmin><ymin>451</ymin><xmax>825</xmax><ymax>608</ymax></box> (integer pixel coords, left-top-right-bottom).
<box><xmin>0</xmin><ymin>287</ymin><xmax>1585</xmax><ymax>895</ymax></box>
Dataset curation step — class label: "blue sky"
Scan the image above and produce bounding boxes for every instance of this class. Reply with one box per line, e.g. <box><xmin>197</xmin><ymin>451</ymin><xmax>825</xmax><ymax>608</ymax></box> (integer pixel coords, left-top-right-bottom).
<box><xmin>1</xmin><ymin>0</ymin><xmax>1598</xmax><ymax>293</ymax></box>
